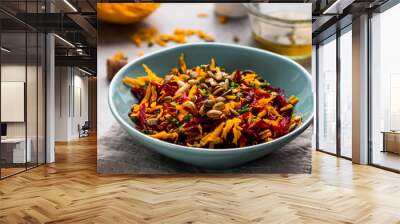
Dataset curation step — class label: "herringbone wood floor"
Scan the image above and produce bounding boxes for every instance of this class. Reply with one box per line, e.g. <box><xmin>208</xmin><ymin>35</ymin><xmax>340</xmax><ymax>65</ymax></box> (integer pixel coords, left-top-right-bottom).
<box><xmin>1</xmin><ymin>135</ymin><xmax>400</xmax><ymax>224</ymax></box>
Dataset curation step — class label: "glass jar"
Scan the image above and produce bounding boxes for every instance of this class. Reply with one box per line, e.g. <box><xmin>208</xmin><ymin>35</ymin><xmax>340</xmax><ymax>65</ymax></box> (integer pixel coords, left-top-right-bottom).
<box><xmin>244</xmin><ymin>3</ymin><xmax>312</xmax><ymax>60</ymax></box>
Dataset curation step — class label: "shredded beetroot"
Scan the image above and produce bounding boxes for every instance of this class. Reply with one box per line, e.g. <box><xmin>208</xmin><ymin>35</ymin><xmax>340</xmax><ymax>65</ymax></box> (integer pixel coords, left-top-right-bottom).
<box><xmin>275</xmin><ymin>95</ymin><xmax>288</xmax><ymax>107</ymax></box>
<box><xmin>176</xmin><ymin>93</ymin><xmax>189</xmax><ymax>104</ymax></box>
<box><xmin>254</xmin><ymin>89</ymin><xmax>271</xmax><ymax>99</ymax></box>
<box><xmin>245</xmin><ymin>89</ymin><xmax>255</xmax><ymax>104</ymax></box>
<box><xmin>249</xmin><ymin>119</ymin><xmax>270</xmax><ymax>130</ymax></box>
<box><xmin>238</xmin><ymin>135</ymin><xmax>248</xmax><ymax>147</ymax></box>
<box><xmin>233</xmin><ymin>70</ymin><xmax>242</xmax><ymax>83</ymax></box>
<box><xmin>161</xmin><ymin>82</ymin><xmax>178</xmax><ymax>96</ymax></box>
<box><xmin>275</xmin><ymin>117</ymin><xmax>291</xmax><ymax>137</ymax></box>
<box><xmin>131</xmin><ymin>86</ymin><xmax>145</xmax><ymax>99</ymax></box>
<box><xmin>138</xmin><ymin>103</ymin><xmax>147</xmax><ymax>130</ymax></box>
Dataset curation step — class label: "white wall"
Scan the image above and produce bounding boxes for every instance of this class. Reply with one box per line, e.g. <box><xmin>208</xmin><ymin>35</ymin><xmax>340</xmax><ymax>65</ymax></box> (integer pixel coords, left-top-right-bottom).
<box><xmin>1</xmin><ymin>65</ymin><xmax>40</xmax><ymax>138</ymax></box>
<box><xmin>72</xmin><ymin>73</ymin><xmax>89</xmax><ymax>138</ymax></box>
<box><xmin>1</xmin><ymin>65</ymin><xmax>26</xmax><ymax>139</ymax></box>
<box><xmin>1</xmin><ymin>63</ymin><xmax>46</xmax><ymax>164</ymax></box>
<box><xmin>54</xmin><ymin>67</ymin><xmax>89</xmax><ymax>141</ymax></box>
<box><xmin>55</xmin><ymin>66</ymin><xmax>70</xmax><ymax>141</ymax></box>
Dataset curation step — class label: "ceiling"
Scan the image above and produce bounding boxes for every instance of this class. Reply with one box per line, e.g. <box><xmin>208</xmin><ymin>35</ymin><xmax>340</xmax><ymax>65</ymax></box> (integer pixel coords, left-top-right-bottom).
<box><xmin>0</xmin><ymin>0</ymin><xmax>97</xmax><ymax>74</ymax></box>
<box><xmin>0</xmin><ymin>0</ymin><xmax>396</xmax><ymax>74</ymax></box>
<box><xmin>311</xmin><ymin>0</ymin><xmax>393</xmax><ymax>43</ymax></box>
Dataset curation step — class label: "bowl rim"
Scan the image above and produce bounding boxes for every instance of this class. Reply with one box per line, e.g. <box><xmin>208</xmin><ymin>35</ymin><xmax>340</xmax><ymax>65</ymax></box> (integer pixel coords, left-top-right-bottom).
<box><xmin>109</xmin><ymin>42</ymin><xmax>314</xmax><ymax>152</ymax></box>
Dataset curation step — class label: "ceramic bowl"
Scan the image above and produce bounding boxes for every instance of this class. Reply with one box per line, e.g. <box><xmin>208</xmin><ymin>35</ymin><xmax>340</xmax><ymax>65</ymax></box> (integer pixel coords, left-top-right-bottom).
<box><xmin>109</xmin><ymin>43</ymin><xmax>313</xmax><ymax>169</ymax></box>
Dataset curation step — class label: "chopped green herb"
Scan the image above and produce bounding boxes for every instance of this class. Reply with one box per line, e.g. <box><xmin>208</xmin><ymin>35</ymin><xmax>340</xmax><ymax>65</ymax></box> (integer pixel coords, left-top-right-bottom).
<box><xmin>183</xmin><ymin>113</ymin><xmax>193</xmax><ymax>122</ymax></box>
<box><xmin>230</xmin><ymin>81</ymin><xmax>239</xmax><ymax>88</ymax></box>
<box><xmin>200</xmin><ymin>89</ymin><xmax>210</xmax><ymax>96</ymax></box>
<box><xmin>260</xmin><ymin>81</ymin><xmax>269</xmax><ymax>88</ymax></box>
<box><xmin>237</xmin><ymin>104</ymin><xmax>249</xmax><ymax>114</ymax></box>
<box><xmin>169</xmin><ymin>117</ymin><xmax>180</xmax><ymax>127</ymax></box>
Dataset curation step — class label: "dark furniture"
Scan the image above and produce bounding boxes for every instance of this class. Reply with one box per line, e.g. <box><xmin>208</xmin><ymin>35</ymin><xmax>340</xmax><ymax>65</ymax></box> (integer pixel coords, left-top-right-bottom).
<box><xmin>1</xmin><ymin>123</ymin><xmax>7</xmax><ymax>138</ymax></box>
<box><xmin>78</xmin><ymin>121</ymin><xmax>90</xmax><ymax>138</ymax></box>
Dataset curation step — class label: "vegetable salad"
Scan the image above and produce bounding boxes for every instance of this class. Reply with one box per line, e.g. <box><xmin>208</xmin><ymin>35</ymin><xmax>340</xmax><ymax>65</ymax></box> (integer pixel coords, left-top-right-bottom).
<box><xmin>123</xmin><ymin>55</ymin><xmax>302</xmax><ymax>148</ymax></box>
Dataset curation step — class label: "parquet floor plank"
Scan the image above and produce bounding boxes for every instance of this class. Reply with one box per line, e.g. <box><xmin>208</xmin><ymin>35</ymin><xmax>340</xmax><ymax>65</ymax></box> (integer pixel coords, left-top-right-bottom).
<box><xmin>0</xmin><ymin>135</ymin><xmax>400</xmax><ymax>223</ymax></box>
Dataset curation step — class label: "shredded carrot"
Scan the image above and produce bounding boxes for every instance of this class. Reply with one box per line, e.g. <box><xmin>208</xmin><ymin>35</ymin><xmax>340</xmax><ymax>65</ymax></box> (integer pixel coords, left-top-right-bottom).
<box><xmin>112</xmin><ymin>52</ymin><xmax>126</xmax><ymax>61</ymax></box>
<box><xmin>130</xmin><ymin>27</ymin><xmax>215</xmax><ymax>47</ymax></box>
<box><xmin>217</xmin><ymin>15</ymin><xmax>228</xmax><ymax>24</ymax></box>
<box><xmin>137</xmin><ymin>51</ymin><xmax>144</xmax><ymax>57</ymax></box>
<box><xmin>197</xmin><ymin>12</ymin><xmax>209</xmax><ymax>18</ymax></box>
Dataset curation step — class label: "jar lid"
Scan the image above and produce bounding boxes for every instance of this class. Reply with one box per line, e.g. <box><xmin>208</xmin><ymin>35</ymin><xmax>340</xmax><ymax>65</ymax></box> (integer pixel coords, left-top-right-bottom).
<box><xmin>244</xmin><ymin>3</ymin><xmax>312</xmax><ymax>24</ymax></box>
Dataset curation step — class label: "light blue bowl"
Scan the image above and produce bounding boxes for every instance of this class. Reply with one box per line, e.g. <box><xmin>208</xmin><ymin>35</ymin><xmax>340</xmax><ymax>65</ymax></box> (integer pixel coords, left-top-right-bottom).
<box><xmin>109</xmin><ymin>43</ymin><xmax>313</xmax><ymax>169</ymax></box>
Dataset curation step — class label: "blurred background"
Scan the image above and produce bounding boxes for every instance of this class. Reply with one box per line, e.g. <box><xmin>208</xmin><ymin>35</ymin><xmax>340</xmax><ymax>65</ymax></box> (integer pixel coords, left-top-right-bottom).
<box><xmin>1</xmin><ymin>0</ymin><xmax>400</xmax><ymax>178</ymax></box>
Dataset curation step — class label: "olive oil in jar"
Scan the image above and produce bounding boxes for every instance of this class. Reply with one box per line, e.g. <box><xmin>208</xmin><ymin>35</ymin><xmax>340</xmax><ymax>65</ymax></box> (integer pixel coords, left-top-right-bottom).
<box><xmin>245</xmin><ymin>4</ymin><xmax>312</xmax><ymax>60</ymax></box>
<box><xmin>253</xmin><ymin>31</ymin><xmax>312</xmax><ymax>60</ymax></box>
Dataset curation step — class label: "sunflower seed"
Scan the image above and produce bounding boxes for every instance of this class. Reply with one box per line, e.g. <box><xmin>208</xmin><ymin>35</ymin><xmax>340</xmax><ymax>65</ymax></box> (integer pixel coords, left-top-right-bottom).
<box><xmin>182</xmin><ymin>101</ymin><xmax>196</xmax><ymax>110</ymax></box>
<box><xmin>216</xmin><ymin>96</ymin><xmax>226</xmax><ymax>103</ymax></box>
<box><xmin>188</xmin><ymin>79</ymin><xmax>197</xmax><ymax>85</ymax></box>
<box><xmin>165</xmin><ymin>75</ymin><xmax>173</xmax><ymax>82</ymax></box>
<box><xmin>199</xmin><ymin>105</ymin><xmax>207</xmax><ymax>115</ymax></box>
<box><xmin>190</xmin><ymin>142</ymin><xmax>201</xmax><ymax>147</ymax></box>
<box><xmin>163</xmin><ymin>96</ymin><xmax>172</xmax><ymax>102</ymax></box>
<box><xmin>206</xmin><ymin>78</ymin><xmax>218</xmax><ymax>87</ymax></box>
<box><xmin>224</xmin><ymin>79</ymin><xmax>229</xmax><ymax>90</ymax></box>
<box><xmin>189</xmin><ymin>70</ymin><xmax>197</xmax><ymax>78</ymax></box>
<box><xmin>260</xmin><ymin>82</ymin><xmax>269</xmax><ymax>87</ymax></box>
<box><xmin>204</xmin><ymin>99</ymin><xmax>215</xmax><ymax>108</ymax></box>
<box><xmin>221</xmin><ymin>89</ymin><xmax>232</xmax><ymax>96</ymax></box>
<box><xmin>206</xmin><ymin>109</ymin><xmax>222</xmax><ymax>119</ymax></box>
<box><xmin>212</xmin><ymin>87</ymin><xmax>225</xmax><ymax>96</ymax></box>
<box><xmin>289</xmin><ymin>123</ymin><xmax>298</xmax><ymax>131</ymax></box>
<box><xmin>232</xmin><ymin>88</ymin><xmax>239</xmax><ymax>93</ymax></box>
<box><xmin>215</xmin><ymin>72</ymin><xmax>223</xmax><ymax>81</ymax></box>
<box><xmin>177</xmin><ymin>80</ymin><xmax>186</xmax><ymax>88</ymax></box>
<box><xmin>230</xmin><ymin>108</ymin><xmax>240</xmax><ymax>116</ymax></box>
<box><xmin>200</xmin><ymin>83</ymin><xmax>209</xmax><ymax>89</ymax></box>
<box><xmin>293</xmin><ymin>115</ymin><xmax>301</xmax><ymax>122</ymax></box>
<box><xmin>146</xmin><ymin>118</ymin><xmax>158</xmax><ymax>126</ymax></box>
<box><xmin>175</xmin><ymin>84</ymin><xmax>189</xmax><ymax>96</ymax></box>
<box><xmin>212</xmin><ymin>102</ymin><xmax>225</xmax><ymax>111</ymax></box>
<box><xmin>229</xmin><ymin>71</ymin><xmax>236</xmax><ymax>79</ymax></box>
